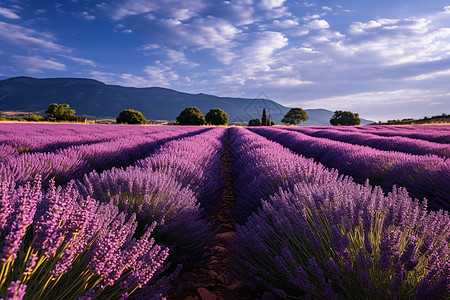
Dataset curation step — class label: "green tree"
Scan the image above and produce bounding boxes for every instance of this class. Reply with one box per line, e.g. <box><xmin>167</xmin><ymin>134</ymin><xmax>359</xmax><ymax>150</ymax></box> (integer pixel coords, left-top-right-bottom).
<box><xmin>261</xmin><ymin>108</ymin><xmax>268</xmax><ymax>126</ymax></box>
<box><xmin>176</xmin><ymin>107</ymin><xmax>205</xmax><ymax>125</ymax></box>
<box><xmin>330</xmin><ymin>110</ymin><xmax>361</xmax><ymax>126</ymax></box>
<box><xmin>45</xmin><ymin>103</ymin><xmax>76</xmax><ymax>121</ymax></box>
<box><xmin>24</xmin><ymin>114</ymin><xmax>45</xmax><ymax>122</ymax></box>
<box><xmin>205</xmin><ymin>108</ymin><xmax>229</xmax><ymax>125</ymax></box>
<box><xmin>282</xmin><ymin>108</ymin><xmax>309</xmax><ymax>125</ymax></box>
<box><xmin>116</xmin><ymin>109</ymin><xmax>147</xmax><ymax>124</ymax></box>
<box><xmin>248</xmin><ymin>118</ymin><xmax>261</xmax><ymax>126</ymax></box>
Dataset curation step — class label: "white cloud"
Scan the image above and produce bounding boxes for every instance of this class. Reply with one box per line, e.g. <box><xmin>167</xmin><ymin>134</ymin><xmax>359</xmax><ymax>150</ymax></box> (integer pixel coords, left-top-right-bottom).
<box><xmin>80</xmin><ymin>11</ymin><xmax>95</xmax><ymax>21</ymax></box>
<box><xmin>143</xmin><ymin>65</ymin><xmax>179</xmax><ymax>86</ymax></box>
<box><xmin>12</xmin><ymin>55</ymin><xmax>66</xmax><ymax>73</ymax></box>
<box><xmin>272</xmin><ymin>19</ymin><xmax>299</xmax><ymax>29</ymax></box>
<box><xmin>349</xmin><ymin>20</ymin><xmax>382</xmax><ymax>34</ymax></box>
<box><xmin>60</xmin><ymin>55</ymin><xmax>96</xmax><ymax>67</ymax></box>
<box><xmin>259</xmin><ymin>0</ymin><xmax>286</xmax><ymax>10</ymax></box>
<box><xmin>0</xmin><ymin>21</ymin><xmax>63</xmax><ymax>51</ymax></box>
<box><xmin>109</xmin><ymin>0</ymin><xmax>158</xmax><ymax>20</ymax></box>
<box><xmin>0</xmin><ymin>7</ymin><xmax>20</xmax><ymax>19</ymax></box>
<box><xmin>306</xmin><ymin>19</ymin><xmax>329</xmax><ymax>30</ymax></box>
<box><xmin>165</xmin><ymin>49</ymin><xmax>198</xmax><ymax>67</ymax></box>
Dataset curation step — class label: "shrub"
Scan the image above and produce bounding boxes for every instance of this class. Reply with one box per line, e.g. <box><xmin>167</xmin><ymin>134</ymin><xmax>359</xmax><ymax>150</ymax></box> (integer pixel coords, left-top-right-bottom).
<box><xmin>116</xmin><ymin>109</ymin><xmax>147</xmax><ymax>124</ymax></box>
<box><xmin>205</xmin><ymin>108</ymin><xmax>229</xmax><ymax>126</ymax></box>
<box><xmin>330</xmin><ymin>110</ymin><xmax>361</xmax><ymax>126</ymax></box>
<box><xmin>176</xmin><ymin>107</ymin><xmax>205</xmax><ymax>125</ymax></box>
<box><xmin>248</xmin><ymin>119</ymin><xmax>261</xmax><ymax>126</ymax></box>
<box><xmin>282</xmin><ymin>108</ymin><xmax>309</xmax><ymax>125</ymax></box>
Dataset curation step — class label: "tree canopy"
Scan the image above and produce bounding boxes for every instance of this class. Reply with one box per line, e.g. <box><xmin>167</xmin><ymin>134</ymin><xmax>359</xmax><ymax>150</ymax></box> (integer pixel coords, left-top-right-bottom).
<box><xmin>281</xmin><ymin>108</ymin><xmax>309</xmax><ymax>125</ymax></box>
<box><xmin>330</xmin><ymin>110</ymin><xmax>361</xmax><ymax>126</ymax></box>
<box><xmin>205</xmin><ymin>108</ymin><xmax>229</xmax><ymax>126</ymax></box>
<box><xmin>116</xmin><ymin>109</ymin><xmax>147</xmax><ymax>124</ymax></box>
<box><xmin>176</xmin><ymin>107</ymin><xmax>205</xmax><ymax>125</ymax></box>
<box><xmin>45</xmin><ymin>103</ymin><xmax>76</xmax><ymax>121</ymax></box>
<box><xmin>261</xmin><ymin>108</ymin><xmax>268</xmax><ymax>126</ymax></box>
<box><xmin>248</xmin><ymin>118</ymin><xmax>262</xmax><ymax>126</ymax></box>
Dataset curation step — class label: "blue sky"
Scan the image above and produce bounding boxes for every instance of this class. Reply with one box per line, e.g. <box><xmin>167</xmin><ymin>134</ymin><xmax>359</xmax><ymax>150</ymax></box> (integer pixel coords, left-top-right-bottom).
<box><xmin>1</xmin><ymin>0</ymin><xmax>449</xmax><ymax>121</ymax></box>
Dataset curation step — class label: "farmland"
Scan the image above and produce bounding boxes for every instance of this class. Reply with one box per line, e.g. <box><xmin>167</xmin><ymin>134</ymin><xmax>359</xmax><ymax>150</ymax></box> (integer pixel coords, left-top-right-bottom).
<box><xmin>0</xmin><ymin>123</ymin><xmax>449</xmax><ymax>299</ymax></box>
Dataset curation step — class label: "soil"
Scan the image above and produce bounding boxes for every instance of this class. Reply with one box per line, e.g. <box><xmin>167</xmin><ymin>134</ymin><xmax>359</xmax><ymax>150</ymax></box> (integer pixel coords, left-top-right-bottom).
<box><xmin>167</xmin><ymin>132</ymin><xmax>254</xmax><ymax>300</ymax></box>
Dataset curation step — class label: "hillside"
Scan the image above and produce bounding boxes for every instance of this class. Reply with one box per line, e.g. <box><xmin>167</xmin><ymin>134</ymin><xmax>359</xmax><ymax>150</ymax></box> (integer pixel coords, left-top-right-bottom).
<box><xmin>0</xmin><ymin>77</ymin><xmax>373</xmax><ymax>125</ymax></box>
<box><xmin>371</xmin><ymin>114</ymin><xmax>450</xmax><ymax>125</ymax></box>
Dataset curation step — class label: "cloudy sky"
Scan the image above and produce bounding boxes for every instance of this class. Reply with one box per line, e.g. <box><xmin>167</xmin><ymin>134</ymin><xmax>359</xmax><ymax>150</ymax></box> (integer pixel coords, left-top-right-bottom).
<box><xmin>1</xmin><ymin>0</ymin><xmax>449</xmax><ymax>121</ymax></box>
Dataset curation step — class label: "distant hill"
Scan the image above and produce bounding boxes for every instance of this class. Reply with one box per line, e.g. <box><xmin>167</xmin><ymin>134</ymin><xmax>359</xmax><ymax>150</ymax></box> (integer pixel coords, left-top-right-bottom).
<box><xmin>371</xmin><ymin>114</ymin><xmax>450</xmax><ymax>125</ymax></box>
<box><xmin>0</xmin><ymin>77</ymin><xmax>373</xmax><ymax>125</ymax></box>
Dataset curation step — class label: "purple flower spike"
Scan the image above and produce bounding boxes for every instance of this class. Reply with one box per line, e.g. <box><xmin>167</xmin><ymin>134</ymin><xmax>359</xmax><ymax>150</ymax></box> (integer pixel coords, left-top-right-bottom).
<box><xmin>309</xmin><ymin>258</ymin><xmax>326</xmax><ymax>287</ymax></box>
<box><xmin>5</xmin><ymin>280</ymin><xmax>27</xmax><ymax>300</ymax></box>
<box><xmin>327</xmin><ymin>257</ymin><xmax>341</xmax><ymax>279</ymax></box>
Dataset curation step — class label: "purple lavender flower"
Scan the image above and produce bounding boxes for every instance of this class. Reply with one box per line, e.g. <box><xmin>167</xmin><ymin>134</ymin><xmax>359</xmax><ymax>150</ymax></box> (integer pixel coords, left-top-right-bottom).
<box><xmin>390</xmin><ymin>261</ymin><xmax>403</xmax><ymax>298</ymax></box>
<box><xmin>5</xmin><ymin>280</ymin><xmax>27</xmax><ymax>300</ymax></box>
<box><xmin>327</xmin><ymin>257</ymin><xmax>341</xmax><ymax>278</ymax></box>
<box><xmin>1</xmin><ymin>180</ymin><xmax>39</xmax><ymax>262</ymax></box>
<box><xmin>309</xmin><ymin>258</ymin><xmax>326</xmax><ymax>287</ymax></box>
<box><xmin>359</xmin><ymin>269</ymin><xmax>372</xmax><ymax>291</ymax></box>
<box><xmin>364</xmin><ymin>232</ymin><xmax>372</xmax><ymax>254</ymax></box>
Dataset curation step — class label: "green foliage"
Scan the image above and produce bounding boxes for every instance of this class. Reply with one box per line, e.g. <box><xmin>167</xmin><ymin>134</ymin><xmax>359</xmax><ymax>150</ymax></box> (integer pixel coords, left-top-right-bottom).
<box><xmin>261</xmin><ymin>108</ymin><xmax>268</xmax><ymax>126</ymax></box>
<box><xmin>282</xmin><ymin>108</ymin><xmax>309</xmax><ymax>125</ymax></box>
<box><xmin>24</xmin><ymin>114</ymin><xmax>45</xmax><ymax>122</ymax></box>
<box><xmin>205</xmin><ymin>108</ymin><xmax>229</xmax><ymax>125</ymax></box>
<box><xmin>176</xmin><ymin>107</ymin><xmax>205</xmax><ymax>125</ymax></box>
<box><xmin>270</xmin><ymin>120</ymin><xmax>276</xmax><ymax>126</ymax></box>
<box><xmin>116</xmin><ymin>109</ymin><xmax>147</xmax><ymax>124</ymax></box>
<box><xmin>330</xmin><ymin>110</ymin><xmax>361</xmax><ymax>126</ymax></box>
<box><xmin>248</xmin><ymin>119</ymin><xmax>262</xmax><ymax>126</ymax></box>
<box><xmin>45</xmin><ymin>103</ymin><xmax>76</xmax><ymax>121</ymax></box>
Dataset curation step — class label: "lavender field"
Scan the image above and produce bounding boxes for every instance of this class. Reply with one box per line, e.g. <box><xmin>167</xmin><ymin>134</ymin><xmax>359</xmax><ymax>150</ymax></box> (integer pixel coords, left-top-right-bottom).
<box><xmin>0</xmin><ymin>123</ymin><xmax>448</xmax><ymax>300</ymax></box>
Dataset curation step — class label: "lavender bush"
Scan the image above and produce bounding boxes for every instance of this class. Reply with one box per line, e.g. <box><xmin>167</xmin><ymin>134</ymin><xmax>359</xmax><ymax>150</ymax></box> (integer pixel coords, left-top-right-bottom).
<box><xmin>135</xmin><ymin>127</ymin><xmax>226</xmax><ymax>214</ymax></box>
<box><xmin>0</xmin><ymin>177</ymin><xmax>172</xmax><ymax>299</ymax></box>
<box><xmin>286</xmin><ymin>126</ymin><xmax>450</xmax><ymax>158</ymax></box>
<box><xmin>229</xmin><ymin>128</ymin><xmax>449</xmax><ymax>299</ymax></box>
<box><xmin>76</xmin><ymin>167</ymin><xmax>215</xmax><ymax>266</ymax></box>
<box><xmin>75</xmin><ymin>128</ymin><xmax>226</xmax><ymax>268</ymax></box>
<box><xmin>0</xmin><ymin>124</ymin><xmax>206</xmax><ymax>188</ymax></box>
<box><xmin>250</xmin><ymin>127</ymin><xmax>450</xmax><ymax>211</ymax></box>
<box><xmin>326</xmin><ymin>124</ymin><xmax>450</xmax><ymax>144</ymax></box>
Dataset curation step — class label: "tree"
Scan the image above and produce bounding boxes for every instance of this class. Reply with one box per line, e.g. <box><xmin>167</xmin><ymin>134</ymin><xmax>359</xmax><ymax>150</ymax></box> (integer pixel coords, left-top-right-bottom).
<box><xmin>205</xmin><ymin>108</ymin><xmax>229</xmax><ymax>126</ymax></box>
<box><xmin>248</xmin><ymin>119</ymin><xmax>261</xmax><ymax>126</ymax></box>
<box><xmin>24</xmin><ymin>114</ymin><xmax>45</xmax><ymax>122</ymax></box>
<box><xmin>45</xmin><ymin>103</ymin><xmax>76</xmax><ymax>121</ymax></box>
<box><xmin>116</xmin><ymin>109</ymin><xmax>147</xmax><ymax>124</ymax></box>
<box><xmin>282</xmin><ymin>108</ymin><xmax>309</xmax><ymax>125</ymax></box>
<box><xmin>176</xmin><ymin>107</ymin><xmax>205</xmax><ymax>125</ymax></box>
<box><xmin>330</xmin><ymin>110</ymin><xmax>361</xmax><ymax>126</ymax></box>
<box><xmin>261</xmin><ymin>108</ymin><xmax>268</xmax><ymax>126</ymax></box>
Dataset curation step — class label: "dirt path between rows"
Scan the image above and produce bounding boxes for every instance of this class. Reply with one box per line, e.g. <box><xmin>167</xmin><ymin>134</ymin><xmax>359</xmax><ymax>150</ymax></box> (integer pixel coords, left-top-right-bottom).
<box><xmin>168</xmin><ymin>131</ymin><xmax>253</xmax><ymax>300</ymax></box>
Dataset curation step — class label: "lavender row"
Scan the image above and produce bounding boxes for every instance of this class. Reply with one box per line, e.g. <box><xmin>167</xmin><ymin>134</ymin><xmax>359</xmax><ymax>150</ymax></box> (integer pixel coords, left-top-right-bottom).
<box><xmin>228</xmin><ymin>128</ymin><xmax>449</xmax><ymax>299</ymax></box>
<box><xmin>250</xmin><ymin>127</ymin><xmax>450</xmax><ymax>211</ymax></box>
<box><xmin>0</xmin><ymin>177</ymin><xmax>174</xmax><ymax>299</ymax></box>
<box><xmin>0</xmin><ymin>126</ymin><xmax>207</xmax><ymax>188</ymax></box>
<box><xmin>285</xmin><ymin>126</ymin><xmax>450</xmax><ymax>158</ymax></box>
<box><xmin>0</xmin><ymin>123</ymin><xmax>194</xmax><ymax>159</ymax></box>
<box><xmin>229</xmin><ymin>127</ymin><xmax>342</xmax><ymax>224</ymax></box>
<box><xmin>135</xmin><ymin>127</ymin><xmax>227</xmax><ymax>214</ymax></box>
<box><xmin>75</xmin><ymin>128</ymin><xmax>227</xmax><ymax>269</ymax></box>
<box><xmin>0</xmin><ymin>123</ymin><xmax>117</xmax><ymax>155</ymax></box>
<box><xmin>327</xmin><ymin>125</ymin><xmax>450</xmax><ymax>144</ymax></box>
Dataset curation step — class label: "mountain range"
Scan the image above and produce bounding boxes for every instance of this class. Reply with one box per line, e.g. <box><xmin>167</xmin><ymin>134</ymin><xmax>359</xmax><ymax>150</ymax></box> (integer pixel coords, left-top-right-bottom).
<box><xmin>0</xmin><ymin>77</ymin><xmax>373</xmax><ymax>125</ymax></box>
